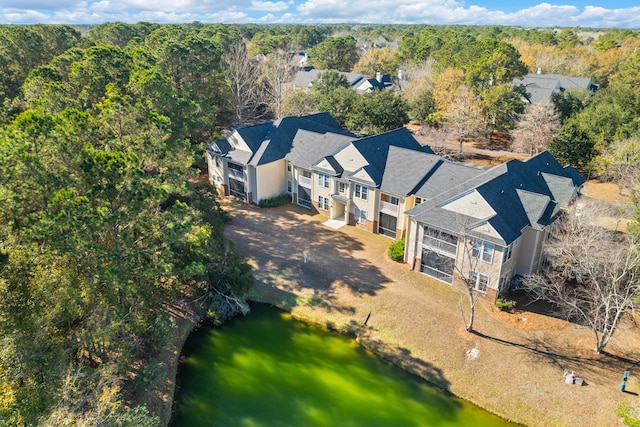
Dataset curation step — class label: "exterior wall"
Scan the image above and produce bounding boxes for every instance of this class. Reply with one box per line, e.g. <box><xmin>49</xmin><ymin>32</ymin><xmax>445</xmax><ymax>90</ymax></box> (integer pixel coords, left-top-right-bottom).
<box><xmin>206</xmin><ymin>152</ymin><xmax>225</xmax><ymax>187</ymax></box>
<box><xmin>404</xmin><ymin>218</ymin><xmax>422</xmax><ymax>267</ymax></box>
<box><xmin>256</xmin><ymin>160</ymin><xmax>286</xmax><ymax>204</ymax></box>
<box><xmin>452</xmin><ymin>273</ymin><xmax>498</xmax><ymax>301</ymax></box>
<box><xmin>313</xmin><ymin>171</ymin><xmax>334</xmax><ymax>215</ymax></box>
<box><xmin>516</xmin><ymin>227</ymin><xmax>546</xmax><ymax>275</ymax></box>
<box><xmin>350</xmin><ymin>182</ymin><xmax>376</xmax><ymax>232</ymax></box>
<box><xmin>454</xmin><ymin>237</ymin><xmax>503</xmax><ymax>298</ymax></box>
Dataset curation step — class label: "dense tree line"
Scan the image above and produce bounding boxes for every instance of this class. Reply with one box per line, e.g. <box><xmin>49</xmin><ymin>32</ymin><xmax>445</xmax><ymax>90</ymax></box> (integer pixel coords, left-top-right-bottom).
<box><xmin>0</xmin><ymin>22</ymin><xmax>639</xmax><ymax>425</ymax></box>
<box><xmin>0</xmin><ymin>23</ymin><xmax>253</xmax><ymax>425</ymax></box>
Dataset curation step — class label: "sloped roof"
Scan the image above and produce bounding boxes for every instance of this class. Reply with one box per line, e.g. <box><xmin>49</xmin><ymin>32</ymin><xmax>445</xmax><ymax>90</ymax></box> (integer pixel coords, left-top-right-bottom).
<box><xmin>206</xmin><ymin>113</ymin><xmax>354</xmax><ymax>168</ymax></box>
<box><xmin>512</xmin><ymin>73</ymin><xmax>594</xmax><ymax>104</ymax></box>
<box><xmin>406</xmin><ymin>151</ymin><xmax>584</xmax><ymax>246</ymax></box>
<box><xmin>312</xmin><ymin>155</ymin><xmax>344</xmax><ymax>176</ymax></box>
<box><xmin>288</xmin><ymin>130</ymin><xmax>355</xmax><ymax>170</ymax></box>
<box><xmin>379</xmin><ymin>147</ymin><xmax>443</xmax><ymax>195</ymax></box>
<box><xmin>350</xmin><ymin>128</ymin><xmax>434</xmax><ymax>186</ymax></box>
<box><xmin>413</xmin><ymin>162</ymin><xmax>483</xmax><ymax>200</ymax></box>
<box><xmin>292</xmin><ymin>69</ymin><xmax>366</xmax><ymax>89</ymax></box>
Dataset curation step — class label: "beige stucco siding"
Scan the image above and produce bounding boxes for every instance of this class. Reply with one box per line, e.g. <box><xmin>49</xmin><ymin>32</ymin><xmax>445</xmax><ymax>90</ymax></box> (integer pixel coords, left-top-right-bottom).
<box><xmin>516</xmin><ymin>227</ymin><xmax>546</xmax><ymax>275</ymax></box>
<box><xmin>255</xmin><ymin>160</ymin><xmax>286</xmax><ymax>203</ymax></box>
<box><xmin>206</xmin><ymin>152</ymin><xmax>224</xmax><ymax>185</ymax></box>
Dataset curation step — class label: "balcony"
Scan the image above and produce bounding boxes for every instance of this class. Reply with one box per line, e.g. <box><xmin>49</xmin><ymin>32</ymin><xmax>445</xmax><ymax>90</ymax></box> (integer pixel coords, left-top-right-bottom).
<box><xmin>298</xmin><ymin>175</ymin><xmax>311</xmax><ymax>188</ymax></box>
<box><xmin>379</xmin><ymin>200</ymin><xmax>399</xmax><ymax>216</ymax></box>
<box><xmin>422</xmin><ymin>235</ymin><xmax>457</xmax><ymax>256</ymax></box>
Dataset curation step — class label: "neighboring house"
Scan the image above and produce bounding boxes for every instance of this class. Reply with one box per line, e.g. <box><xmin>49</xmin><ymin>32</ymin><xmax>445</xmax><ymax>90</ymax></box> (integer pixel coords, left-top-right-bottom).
<box><xmin>404</xmin><ymin>151</ymin><xmax>585</xmax><ymax>301</ymax></box>
<box><xmin>292</xmin><ymin>68</ymin><xmax>393</xmax><ymax>93</ymax></box>
<box><xmin>512</xmin><ymin>71</ymin><xmax>598</xmax><ymax>104</ymax></box>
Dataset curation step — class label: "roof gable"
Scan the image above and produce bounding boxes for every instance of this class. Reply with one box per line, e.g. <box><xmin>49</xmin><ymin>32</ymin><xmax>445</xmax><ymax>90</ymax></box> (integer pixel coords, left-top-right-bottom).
<box><xmin>441</xmin><ymin>190</ymin><xmax>496</xmax><ymax>219</ymax></box>
<box><xmin>349</xmin><ymin>167</ymin><xmax>376</xmax><ymax>186</ymax></box>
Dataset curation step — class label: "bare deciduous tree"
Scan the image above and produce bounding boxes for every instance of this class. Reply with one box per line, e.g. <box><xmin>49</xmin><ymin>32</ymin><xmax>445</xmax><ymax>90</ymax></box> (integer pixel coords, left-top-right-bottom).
<box><xmin>224</xmin><ymin>41</ymin><xmax>267</xmax><ymax>125</ymax></box>
<box><xmin>260</xmin><ymin>49</ymin><xmax>293</xmax><ymax>120</ymax></box>
<box><xmin>510</xmin><ymin>101</ymin><xmax>561</xmax><ymax>156</ymax></box>
<box><xmin>445</xmin><ymin>85</ymin><xmax>484</xmax><ymax>155</ymax></box>
<box><xmin>523</xmin><ymin>201</ymin><xmax>640</xmax><ymax>353</ymax></box>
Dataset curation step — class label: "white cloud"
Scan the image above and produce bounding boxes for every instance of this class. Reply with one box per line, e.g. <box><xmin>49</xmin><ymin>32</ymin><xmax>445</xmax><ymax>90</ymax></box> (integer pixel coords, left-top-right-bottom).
<box><xmin>114</xmin><ymin>0</ymin><xmax>253</xmax><ymax>13</ymax></box>
<box><xmin>1</xmin><ymin>8</ymin><xmax>51</xmax><ymax>23</ymax></box>
<box><xmin>251</xmin><ymin>0</ymin><xmax>290</xmax><ymax>12</ymax></box>
<box><xmin>1</xmin><ymin>0</ymin><xmax>640</xmax><ymax>27</ymax></box>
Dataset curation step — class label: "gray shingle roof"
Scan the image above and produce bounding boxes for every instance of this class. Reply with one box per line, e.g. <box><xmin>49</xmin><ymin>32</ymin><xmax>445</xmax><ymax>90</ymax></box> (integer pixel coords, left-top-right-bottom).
<box><xmin>413</xmin><ymin>162</ymin><xmax>483</xmax><ymax>199</ymax></box>
<box><xmin>206</xmin><ymin>113</ymin><xmax>354</xmax><ymax>168</ymax></box>
<box><xmin>379</xmin><ymin>147</ymin><xmax>442</xmax><ymax>195</ymax></box>
<box><xmin>406</xmin><ymin>151</ymin><xmax>584</xmax><ymax>245</ymax></box>
<box><xmin>288</xmin><ymin>130</ymin><xmax>355</xmax><ymax>170</ymax></box>
<box><xmin>351</xmin><ymin>128</ymin><xmax>435</xmax><ymax>186</ymax></box>
<box><xmin>512</xmin><ymin>73</ymin><xmax>594</xmax><ymax>104</ymax></box>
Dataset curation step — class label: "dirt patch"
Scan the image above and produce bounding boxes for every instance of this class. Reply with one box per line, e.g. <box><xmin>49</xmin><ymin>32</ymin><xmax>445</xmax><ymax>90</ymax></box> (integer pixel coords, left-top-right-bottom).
<box><xmin>221</xmin><ymin>198</ymin><xmax>640</xmax><ymax>427</ymax></box>
<box><xmin>582</xmin><ymin>180</ymin><xmax>631</xmax><ymax>203</ymax></box>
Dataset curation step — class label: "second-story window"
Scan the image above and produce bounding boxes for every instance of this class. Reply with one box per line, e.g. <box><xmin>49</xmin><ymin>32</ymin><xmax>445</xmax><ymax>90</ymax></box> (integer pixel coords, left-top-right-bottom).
<box><xmin>318</xmin><ymin>173</ymin><xmax>329</xmax><ymax>188</ymax></box>
<box><xmin>354</xmin><ymin>184</ymin><xmax>368</xmax><ymax>200</ymax></box>
<box><xmin>472</xmin><ymin>241</ymin><xmax>494</xmax><ymax>263</ymax></box>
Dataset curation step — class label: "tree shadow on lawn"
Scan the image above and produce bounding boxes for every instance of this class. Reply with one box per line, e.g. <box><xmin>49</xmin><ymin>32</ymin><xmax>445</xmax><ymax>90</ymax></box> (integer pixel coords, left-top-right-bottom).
<box><xmin>223</xmin><ymin>200</ymin><xmax>390</xmax><ymax>313</ymax></box>
<box><xmin>471</xmin><ymin>329</ymin><xmax>640</xmax><ymax>384</ymax></box>
<box><xmin>504</xmin><ymin>291</ymin><xmax>640</xmax><ymax>366</ymax></box>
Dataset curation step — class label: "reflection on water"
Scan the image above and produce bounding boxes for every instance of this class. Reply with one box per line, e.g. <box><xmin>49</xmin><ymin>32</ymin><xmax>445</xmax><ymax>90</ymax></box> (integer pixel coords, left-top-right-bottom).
<box><xmin>171</xmin><ymin>303</ymin><xmax>516</xmax><ymax>427</ymax></box>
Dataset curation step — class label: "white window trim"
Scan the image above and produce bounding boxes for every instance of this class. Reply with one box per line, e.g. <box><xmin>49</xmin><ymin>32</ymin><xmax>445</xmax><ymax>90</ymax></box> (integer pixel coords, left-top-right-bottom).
<box><xmin>355</xmin><ymin>184</ymin><xmax>368</xmax><ymax>200</ymax></box>
<box><xmin>354</xmin><ymin>206</ymin><xmax>367</xmax><ymax>224</ymax></box>
<box><xmin>318</xmin><ymin>173</ymin><xmax>329</xmax><ymax>188</ymax></box>
<box><xmin>470</xmin><ymin>270</ymin><xmax>489</xmax><ymax>292</ymax></box>
<box><xmin>472</xmin><ymin>240</ymin><xmax>494</xmax><ymax>264</ymax></box>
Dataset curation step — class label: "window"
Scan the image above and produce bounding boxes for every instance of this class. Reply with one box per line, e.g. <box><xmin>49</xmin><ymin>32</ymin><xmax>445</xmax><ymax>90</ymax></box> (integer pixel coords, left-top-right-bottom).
<box><xmin>470</xmin><ymin>271</ymin><xmax>489</xmax><ymax>292</ymax></box>
<box><xmin>354</xmin><ymin>207</ymin><xmax>367</xmax><ymax>224</ymax></box>
<box><xmin>287</xmin><ymin>162</ymin><xmax>292</xmax><ymax>172</ymax></box>
<box><xmin>287</xmin><ymin>180</ymin><xmax>292</xmax><ymax>194</ymax></box>
<box><xmin>472</xmin><ymin>241</ymin><xmax>494</xmax><ymax>263</ymax></box>
<box><xmin>318</xmin><ymin>196</ymin><xmax>329</xmax><ymax>210</ymax></box>
<box><xmin>499</xmin><ymin>276</ymin><xmax>509</xmax><ymax>292</ymax></box>
<box><xmin>354</xmin><ymin>184</ymin><xmax>368</xmax><ymax>200</ymax></box>
<box><xmin>339</xmin><ymin>182</ymin><xmax>348</xmax><ymax>194</ymax></box>
<box><xmin>503</xmin><ymin>243</ymin><xmax>513</xmax><ymax>263</ymax></box>
<box><xmin>318</xmin><ymin>173</ymin><xmax>329</xmax><ymax>188</ymax></box>
<box><xmin>381</xmin><ymin>194</ymin><xmax>399</xmax><ymax>205</ymax></box>
<box><xmin>214</xmin><ymin>156</ymin><xmax>221</xmax><ymax>167</ymax></box>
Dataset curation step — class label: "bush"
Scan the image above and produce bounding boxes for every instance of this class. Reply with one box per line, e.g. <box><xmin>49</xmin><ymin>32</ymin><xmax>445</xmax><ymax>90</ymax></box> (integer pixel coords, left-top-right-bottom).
<box><xmin>495</xmin><ymin>298</ymin><xmax>517</xmax><ymax>312</ymax></box>
<box><xmin>388</xmin><ymin>239</ymin><xmax>405</xmax><ymax>262</ymax></box>
<box><xmin>259</xmin><ymin>193</ymin><xmax>291</xmax><ymax>208</ymax></box>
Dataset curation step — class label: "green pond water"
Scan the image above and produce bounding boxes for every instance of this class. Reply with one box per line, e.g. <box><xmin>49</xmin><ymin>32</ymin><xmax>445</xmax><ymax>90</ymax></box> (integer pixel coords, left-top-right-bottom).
<box><xmin>171</xmin><ymin>303</ymin><xmax>517</xmax><ymax>427</ymax></box>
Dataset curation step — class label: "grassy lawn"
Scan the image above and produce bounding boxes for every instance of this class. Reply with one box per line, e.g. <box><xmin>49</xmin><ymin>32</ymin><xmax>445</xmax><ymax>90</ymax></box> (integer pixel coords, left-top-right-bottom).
<box><xmin>221</xmin><ymin>198</ymin><xmax>640</xmax><ymax>427</ymax></box>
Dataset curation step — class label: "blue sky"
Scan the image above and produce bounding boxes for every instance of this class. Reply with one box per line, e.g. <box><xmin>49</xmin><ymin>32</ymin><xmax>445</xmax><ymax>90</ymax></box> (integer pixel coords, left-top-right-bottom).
<box><xmin>1</xmin><ymin>1</ymin><xmax>639</xmax><ymax>28</ymax></box>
